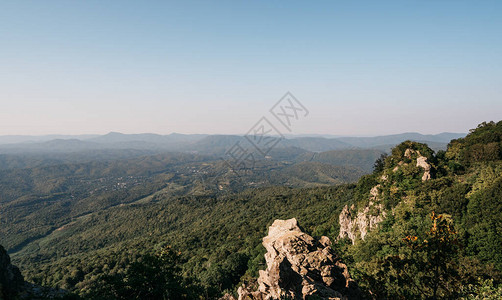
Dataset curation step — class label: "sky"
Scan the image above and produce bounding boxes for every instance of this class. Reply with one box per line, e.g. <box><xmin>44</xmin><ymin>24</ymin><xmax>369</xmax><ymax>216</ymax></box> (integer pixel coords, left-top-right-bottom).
<box><xmin>0</xmin><ymin>0</ymin><xmax>501</xmax><ymax>136</ymax></box>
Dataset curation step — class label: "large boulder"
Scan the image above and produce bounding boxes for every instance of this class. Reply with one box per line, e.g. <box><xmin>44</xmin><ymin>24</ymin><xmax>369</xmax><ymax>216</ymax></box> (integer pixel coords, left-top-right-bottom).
<box><xmin>238</xmin><ymin>218</ymin><xmax>360</xmax><ymax>300</ymax></box>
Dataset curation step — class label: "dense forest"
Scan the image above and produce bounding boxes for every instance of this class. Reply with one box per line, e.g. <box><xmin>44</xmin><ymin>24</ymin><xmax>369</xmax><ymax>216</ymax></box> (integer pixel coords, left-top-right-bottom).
<box><xmin>339</xmin><ymin>121</ymin><xmax>502</xmax><ymax>299</ymax></box>
<box><xmin>1</xmin><ymin>121</ymin><xmax>502</xmax><ymax>299</ymax></box>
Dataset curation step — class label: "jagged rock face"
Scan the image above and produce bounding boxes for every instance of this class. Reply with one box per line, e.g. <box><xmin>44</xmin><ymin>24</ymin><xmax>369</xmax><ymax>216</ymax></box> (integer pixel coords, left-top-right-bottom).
<box><xmin>416</xmin><ymin>155</ymin><xmax>431</xmax><ymax>181</ymax></box>
<box><xmin>238</xmin><ymin>218</ymin><xmax>360</xmax><ymax>300</ymax></box>
<box><xmin>338</xmin><ymin>183</ymin><xmax>386</xmax><ymax>244</ymax></box>
<box><xmin>0</xmin><ymin>245</ymin><xmax>24</xmax><ymax>299</ymax></box>
<box><xmin>338</xmin><ymin>202</ymin><xmax>385</xmax><ymax>245</ymax></box>
<box><xmin>338</xmin><ymin>146</ymin><xmax>432</xmax><ymax>246</ymax></box>
<box><xmin>402</xmin><ymin>148</ymin><xmax>432</xmax><ymax>181</ymax></box>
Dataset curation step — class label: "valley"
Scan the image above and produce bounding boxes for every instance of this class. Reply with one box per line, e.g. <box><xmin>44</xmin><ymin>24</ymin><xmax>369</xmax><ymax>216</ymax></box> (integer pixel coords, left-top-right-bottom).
<box><xmin>1</xmin><ymin>123</ymin><xmax>501</xmax><ymax>299</ymax></box>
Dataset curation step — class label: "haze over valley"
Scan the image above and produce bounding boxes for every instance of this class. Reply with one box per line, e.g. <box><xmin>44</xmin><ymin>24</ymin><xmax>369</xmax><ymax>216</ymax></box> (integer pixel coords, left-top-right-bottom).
<box><xmin>1</xmin><ymin>1</ymin><xmax>502</xmax><ymax>299</ymax></box>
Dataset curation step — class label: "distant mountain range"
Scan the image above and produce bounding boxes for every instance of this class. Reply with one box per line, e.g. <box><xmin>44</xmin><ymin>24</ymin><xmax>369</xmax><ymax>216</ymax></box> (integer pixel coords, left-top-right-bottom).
<box><xmin>0</xmin><ymin>132</ymin><xmax>466</xmax><ymax>155</ymax></box>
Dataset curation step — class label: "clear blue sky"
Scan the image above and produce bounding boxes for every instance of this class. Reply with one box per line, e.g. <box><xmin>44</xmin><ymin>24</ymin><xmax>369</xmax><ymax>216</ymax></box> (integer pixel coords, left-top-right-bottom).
<box><xmin>1</xmin><ymin>0</ymin><xmax>501</xmax><ymax>135</ymax></box>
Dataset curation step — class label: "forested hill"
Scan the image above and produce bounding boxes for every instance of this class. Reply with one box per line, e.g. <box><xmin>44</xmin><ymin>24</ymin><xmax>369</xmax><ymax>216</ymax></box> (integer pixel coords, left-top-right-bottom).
<box><xmin>1</xmin><ymin>121</ymin><xmax>501</xmax><ymax>299</ymax></box>
<box><xmin>337</xmin><ymin>120</ymin><xmax>502</xmax><ymax>299</ymax></box>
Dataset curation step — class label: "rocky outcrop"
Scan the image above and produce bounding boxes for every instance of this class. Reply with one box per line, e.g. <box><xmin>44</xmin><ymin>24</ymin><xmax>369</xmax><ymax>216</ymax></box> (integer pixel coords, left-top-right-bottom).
<box><xmin>403</xmin><ymin>148</ymin><xmax>432</xmax><ymax>181</ymax></box>
<box><xmin>337</xmin><ymin>202</ymin><xmax>386</xmax><ymax>244</ymax></box>
<box><xmin>416</xmin><ymin>155</ymin><xmax>431</xmax><ymax>181</ymax></box>
<box><xmin>238</xmin><ymin>218</ymin><xmax>360</xmax><ymax>300</ymax></box>
<box><xmin>1</xmin><ymin>245</ymin><xmax>24</xmax><ymax>299</ymax></box>
<box><xmin>338</xmin><ymin>182</ymin><xmax>386</xmax><ymax>244</ymax></box>
<box><xmin>338</xmin><ymin>145</ymin><xmax>434</xmax><ymax>245</ymax></box>
<box><xmin>220</xmin><ymin>293</ymin><xmax>237</xmax><ymax>300</ymax></box>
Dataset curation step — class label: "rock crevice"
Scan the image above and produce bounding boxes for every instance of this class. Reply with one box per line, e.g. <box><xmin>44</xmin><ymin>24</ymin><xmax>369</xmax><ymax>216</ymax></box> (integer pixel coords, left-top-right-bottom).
<box><xmin>238</xmin><ymin>218</ymin><xmax>359</xmax><ymax>300</ymax></box>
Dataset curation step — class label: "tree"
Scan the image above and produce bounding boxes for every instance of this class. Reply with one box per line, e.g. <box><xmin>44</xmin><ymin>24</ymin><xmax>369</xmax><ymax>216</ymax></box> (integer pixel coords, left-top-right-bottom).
<box><xmin>89</xmin><ymin>246</ymin><xmax>199</xmax><ymax>300</ymax></box>
<box><xmin>373</xmin><ymin>153</ymin><xmax>389</xmax><ymax>173</ymax></box>
<box><xmin>395</xmin><ymin>212</ymin><xmax>460</xmax><ymax>299</ymax></box>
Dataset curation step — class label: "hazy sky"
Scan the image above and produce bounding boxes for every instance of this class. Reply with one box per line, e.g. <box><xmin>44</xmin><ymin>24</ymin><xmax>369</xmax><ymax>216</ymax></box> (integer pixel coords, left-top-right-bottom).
<box><xmin>1</xmin><ymin>1</ymin><xmax>501</xmax><ymax>136</ymax></box>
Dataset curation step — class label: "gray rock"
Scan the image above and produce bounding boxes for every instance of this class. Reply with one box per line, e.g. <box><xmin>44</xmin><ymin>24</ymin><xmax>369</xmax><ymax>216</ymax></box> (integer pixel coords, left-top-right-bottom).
<box><xmin>239</xmin><ymin>218</ymin><xmax>360</xmax><ymax>300</ymax></box>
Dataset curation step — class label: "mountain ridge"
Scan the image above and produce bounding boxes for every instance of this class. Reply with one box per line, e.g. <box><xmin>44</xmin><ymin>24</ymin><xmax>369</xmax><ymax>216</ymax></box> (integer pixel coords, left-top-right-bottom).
<box><xmin>0</xmin><ymin>132</ymin><xmax>466</xmax><ymax>155</ymax></box>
